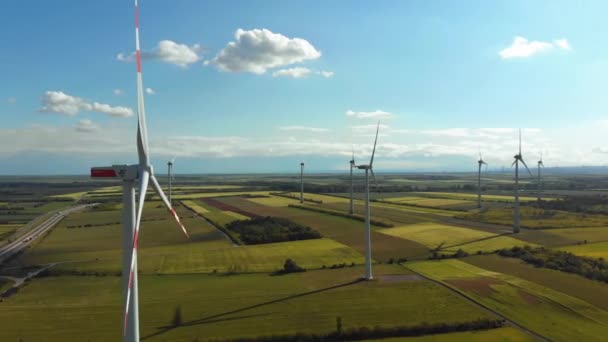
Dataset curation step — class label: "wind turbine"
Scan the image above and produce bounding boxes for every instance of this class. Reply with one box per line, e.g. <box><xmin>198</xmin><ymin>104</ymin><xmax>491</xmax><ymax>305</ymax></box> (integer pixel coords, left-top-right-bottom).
<box><xmin>300</xmin><ymin>162</ymin><xmax>304</xmax><ymax>203</ymax></box>
<box><xmin>477</xmin><ymin>153</ymin><xmax>487</xmax><ymax>209</ymax></box>
<box><xmin>349</xmin><ymin>148</ymin><xmax>355</xmax><ymax>214</ymax></box>
<box><xmin>90</xmin><ymin>1</ymin><xmax>190</xmax><ymax>340</ymax></box>
<box><xmin>512</xmin><ymin>129</ymin><xmax>533</xmax><ymax>233</ymax></box>
<box><xmin>167</xmin><ymin>158</ymin><xmax>174</xmax><ymax>205</ymax></box>
<box><xmin>355</xmin><ymin>122</ymin><xmax>380</xmax><ymax>280</ymax></box>
<box><xmin>537</xmin><ymin>153</ymin><xmax>544</xmax><ymax>202</ymax></box>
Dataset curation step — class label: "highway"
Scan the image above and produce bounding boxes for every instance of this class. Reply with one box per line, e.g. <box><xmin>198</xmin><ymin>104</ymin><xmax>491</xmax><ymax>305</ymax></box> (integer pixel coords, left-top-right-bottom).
<box><xmin>0</xmin><ymin>204</ymin><xmax>93</xmax><ymax>264</ymax></box>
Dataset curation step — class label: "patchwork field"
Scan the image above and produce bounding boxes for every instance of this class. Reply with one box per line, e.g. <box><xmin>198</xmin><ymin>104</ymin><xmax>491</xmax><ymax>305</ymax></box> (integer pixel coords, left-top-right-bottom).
<box><xmin>411</xmin><ymin>192</ymin><xmax>548</xmax><ymax>202</ymax></box>
<box><xmin>0</xmin><ymin>266</ymin><xmax>495</xmax><ymax>341</ymax></box>
<box><xmin>370</xmin><ymin>327</ymin><xmax>535</xmax><ymax>341</ymax></box>
<box><xmin>407</xmin><ymin>259</ymin><xmax>608</xmax><ymax>341</ymax></box>
<box><xmin>460</xmin><ymin>207</ymin><xmax>608</xmax><ymax>229</ymax></box>
<box><xmin>559</xmin><ymin>241</ymin><xmax>608</xmax><ymax>260</ymax></box>
<box><xmin>382</xmin><ymin>196</ymin><xmax>474</xmax><ymax>208</ymax></box>
<box><xmin>379</xmin><ymin>223</ymin><xmax>534</xmax><ymax>253</ymax></box>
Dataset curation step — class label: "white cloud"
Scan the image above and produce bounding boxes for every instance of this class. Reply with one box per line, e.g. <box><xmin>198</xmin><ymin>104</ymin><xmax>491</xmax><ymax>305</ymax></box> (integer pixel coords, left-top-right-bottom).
<box><xmin>75</xmin><ymin>119</ymin><xmax>100</xmax><ymax>133</ymax></box>
<box><xmin>7</xmin><ymin>97</ymin><xmax>16</xmax><ymax>104</ymax></box>
<box><xmin>145</xmin><ymin>87</ymin><xmax>156</xmax><ymax>95</ymax></box>
<box><xmin>272</xmin><ymin>67</ymin><xmax>313</xmax><ymax>78</ymax></box>
<box><xmin>113</xmin><ymin>89</ymin><xmax>124</xmax><ymax>96</ymax></box>
<box><xmin>210</xmin><ymin>28</ymin><xmax>321</xmax><ymax>74</ymax></box>
<box><xmin>554</xmin><ymin>38</ymin><xmax>571</xmax><ymax>50</ymax></box>
<box><xmin>117</xmin><ymin>40</ymin><xmax>202</xmax><ymax>67</ymax></box>
<box><xmin>39</xmin><ymin>91</ymin><xmax>134</xmax><ymax>117</ymax></box>
<box><xmin>319</xmin><ymin>70</ymin><xmax>334</xmax><ymax>78</ymax></box>
<box><xmin>278</xmin><ymin>126</ymin><xmax>329</xmax><ymax>132</ymax></box>
<box><xmin>346</xmin><ymin>109</ymin><xmax>393</xmax><ymax>119</ymax></box>
<box><xmin>499</xmin><ymin>36</ymin><xmax>571</xmax><ymax>59</ymax></box>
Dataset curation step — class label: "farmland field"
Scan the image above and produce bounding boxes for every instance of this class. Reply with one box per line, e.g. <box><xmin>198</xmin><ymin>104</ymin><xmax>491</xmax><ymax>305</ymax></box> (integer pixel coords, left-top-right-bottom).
<box><xmin>378</xmin><ymin>223</ymin><xmax>534</xmax><ymax>253</ymax></box>
<box><xmin>370</xmin><ymin>327</ymin><xmax>535</xmax><ymax>341</ymax></box>
<box><xmin>408</xmin><ymin>259</ymin><xmax>608</xmax><ymax>341</ymax></box>
<box><xmin>0</xmin><ymin>266</ymin><xmax>494</xmax><ymax>341</ymax></box>
<box><xmin>411</xmin><ymin>192</ymin><xmax>549</xmax><ymax>202</ymax></box>
<box><xmin>460</xmin><ymin>207</ymin><xmax>608</xmax><ymax>229</ymax></box>
<box><xmin>559</xmin><ymin>241</ymin><xmax>608</xmax><ymax>259</ymax></box>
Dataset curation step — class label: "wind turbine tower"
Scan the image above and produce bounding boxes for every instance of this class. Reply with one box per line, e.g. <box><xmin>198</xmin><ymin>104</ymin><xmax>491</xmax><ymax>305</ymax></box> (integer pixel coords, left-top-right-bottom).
<box><xmin>300</xmin><ymin>162</ymin><xmax>304</xmax><ymax>203</ymax></box>
<box><xmin>512</xmin><ymin>129</ymin><xmax>533</xmax><ymax>233</ymax></box>
<box><xmin>167</xmin><ymin>159</ymin><xmax>173</xmax><ymax>205</ymax></box>
<box><xmin>355</xmin><ymin>122</ymin><xmax>380</xmax><ymax>280</ymax></box>
<box><xmin>90</xmin><ymin>1</ymin><xmax>190</xmax><ymax>340</ymax></box>
<box><xmin>537</xmin><ymin>154</ymin><xmax>544</xmax><ymax>202</ymax></box>
<box><xmin>477</xmin><ymin>153</ymin><xmax>487</xmax><ymax>209</ymax></box>
<box><xmin>349</xmin><ymin>151</ymin><xmax>355</xmax><ymax>214</ymax></box>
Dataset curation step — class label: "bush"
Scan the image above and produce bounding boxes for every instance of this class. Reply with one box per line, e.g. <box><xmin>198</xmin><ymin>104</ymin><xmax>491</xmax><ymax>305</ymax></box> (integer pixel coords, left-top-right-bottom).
<box><xmin>274</xmin><ymin>259</ymin><xmax>306</xmax><ymax>275</ymax></box>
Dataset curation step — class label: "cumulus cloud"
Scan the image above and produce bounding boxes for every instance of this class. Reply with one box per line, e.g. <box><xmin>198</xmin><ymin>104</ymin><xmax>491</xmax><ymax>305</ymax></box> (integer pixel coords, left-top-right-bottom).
<box><xmin>113</xmin><ymin>89</ymin><xmax>124</xmax><ymax>96</ymax></box>
<box><xmin>117</xmin><ymin>40</ymin><xmax>202</xmax><ymax>67</ymax></box>
<box><xmin>272</xmin><ymin>67</ymin><xmax>313</xmax><ymax>78</ymax></box>
<box><xmin>278</xmin><ymin>126</ymin><xmax>329</xmax><ymax>133</ymax></box>
<box><xmin>499</xmin><ymin>36</ymin><xmax>571</xmax><ymax>59</ymax></box>
<box><xmin>210</xmin><ymin>28</ymin><xmax>321</xmax><ymax>74</ymax></box>
<box><xmin>319</xmin><ymin>71</ymin><xmax>334</xmax><ymax>78</ymax></box>
<box><xmin>75</xmin><ymin>119</ymin><xmax>100</xmax><ymax>133</ymax></box>
<box><xmin>145</xmin><ymin>87</ymin><xmax>156</xmax><ymax>95</ymax></box>
<box><xmin>346</xmin><ymin>109</ymin><xmax>393</xmax><ymax>119</ymax></box>
<box><xmin>39</xmin><ymin>91</ymin><xmax>134</xmax><ymax>117</ymax></box>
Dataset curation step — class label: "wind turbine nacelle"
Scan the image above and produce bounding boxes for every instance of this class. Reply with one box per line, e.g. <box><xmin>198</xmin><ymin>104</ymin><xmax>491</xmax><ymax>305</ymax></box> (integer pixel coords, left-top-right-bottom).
<box><xmin>90</xmin><ymin>165</ymin><xmax>136</xmax><ymax>180</ymax></box>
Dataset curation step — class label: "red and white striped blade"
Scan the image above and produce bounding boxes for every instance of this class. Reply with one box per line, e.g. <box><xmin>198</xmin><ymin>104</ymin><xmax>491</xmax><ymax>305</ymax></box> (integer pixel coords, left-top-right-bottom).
<box><xmin>150</xmin><ymin>175</ymin><xmax>190</xmax><ymax>239</ymax></box>
<box><xmin>124</xmin><ymin>169</ymin><xmax>149</xmax><ymax>336</ymax></box>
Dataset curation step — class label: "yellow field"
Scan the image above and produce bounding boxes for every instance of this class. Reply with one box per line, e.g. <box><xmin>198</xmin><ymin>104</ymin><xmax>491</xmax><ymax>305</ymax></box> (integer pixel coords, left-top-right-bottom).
<box><xmin>222</xmin><ymin>211</ymin><xmax>249</xmax><ymax>220</ymax></box>
<box><xmin>384</xmin><ymin>197</ymin><xmax>473</xmax><ymax>207</ymax></box>
<box><xmin>172</xmin><ymin>185</ymin><xmax>244</xmax><ymax>190</ymax></box>
<box><xmin>246</xmin><ymin>196</ymin><xmax>300</xmax><ymax>207</ymax></box>
<box><xmin>412</xmin><ymin>192</ymin><xmax>547</xmax><ymax>202</ymax></box>
<box><xmin>370</xmin><ymin>327</ymin><xmax>534</xmax><ymax>341</ymax></box>
<box><xmin>163</xmin><ymin>191</ymin><xmax>271</xmax><ymax>200</ymax></box>
<box><xmin>379</xmin><ymin>223</ymin><xmax>534</xmax><ymax>253</ymax></box>
<box><xmin>180</xmin><ymin>200</ymin><xmax>209</xmax><ymax>214</ymax></box>
<box><xmin>286</xmin><ymin>192</ymin><xmax>349</xmax><ymax>204</ymax></box>
<box><xmin>559</xmin><ymin>241</ymin><xmax>608</xmax><ymax>259</ymax></box>
<box><xmin>51</xmin><ymin>191</ymin><xmax>88</xmax><ymax>200</ymax></box>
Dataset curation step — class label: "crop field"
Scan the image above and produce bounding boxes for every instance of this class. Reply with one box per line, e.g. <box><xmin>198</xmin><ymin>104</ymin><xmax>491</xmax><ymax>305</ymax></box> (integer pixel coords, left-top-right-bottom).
<box><xmin>407</xmin><ymin>259</ymin><xmax>608</xmax><ymax>341</ymax></box>
<box><xmin>180</xmin><ymin>200</ymin><xmax>209</xmax><ymax>213</ymax></box>
<box><xmin>378</xmin><ymin>223</ymin><xmax>534</xmax><ymax>253</ymax></box>
<box><xmin>370</xmin><ymin>327</ymin><xmax>535</xmax><ymax>341</ymax></box>
<box><xmin>246</xmin><ymin>195</ymin><xmax>300</xmax><ymax>207</ymax></box>
<box><xmin>0</xmin><ymin>265</ymin><xmax>496</xmax><ymax>341</ymax></box>
<box><xmin>465</xmin><ymin>254</ymin><xmax>608</xmax><ymax>311</ymax></box>
<box><xmin>285</xmin><ymin>192</ymin><xmax>349</xmax><ymax>203</ymax></box>
<box><xmin>460</xmin><ymin>207</ymin><xmax>608</xmax><ymax>229</ymax></box>
<box><xmin>559</xmin><ymin>241</ymin><xmax>608</xmax><ymax>259</ymax></box>
<box><xmin>412</xmin><ymin>192</ymin><xmax>548</xmax><ymax>202</ymax></box>
<box><xmin>382</xmin><ymin>196</ymin><xmax>474</xmax><ymax>207</ymax></box>
<box><xmin>155</xmin><ymin>191</ymin><xmax>270</xmax><ymax>200</ymax></box>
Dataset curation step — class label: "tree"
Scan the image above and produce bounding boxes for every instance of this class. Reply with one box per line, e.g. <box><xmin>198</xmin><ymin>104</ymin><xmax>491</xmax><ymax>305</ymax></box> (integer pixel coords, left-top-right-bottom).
<box><xmin>282</xmin><ymin>259</ymin><xmax>305</xmax><ymax>273</ymax></box>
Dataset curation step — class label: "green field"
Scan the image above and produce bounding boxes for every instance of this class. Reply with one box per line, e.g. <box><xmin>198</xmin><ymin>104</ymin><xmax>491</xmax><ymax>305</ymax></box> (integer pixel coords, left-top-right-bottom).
<box><xmin>246</xmin><ymin>195</ymin><xmax>300</xmax><ymax>207</ymax></box>
<box><xmin>383</xmin><ymin>196</ymin><xmax>474</xmax><ymax>207</ymax></box>
<box><xmin>411</xmin><ymin>192</ymin><xmax>546</xmax><ymax>202</ymax></box>
<box><xmin>370</xmin><ymin>327</ymin><xmax>535</xmax><ymax>341</ymax></box>
<box><xmin>559</xmin><ymin>241</ymin><xmax>608</xmax><ymax>259</ymax></box>
<box><xmin>461</xmin><ymin>207</ymin><xmax>608</xmax><ymax>229</ymax></box>
<box><xmin>180</xmin><ymin>200</ymin><xmax>209</xmax><ymax>213</ymax></box>
<box><xmin>0</xmin><ymin>266</ymin><xmax>494</xmax><ymax>341</ymax></box>
<box><xmin>407</xmin><ymin>259</ymin><xmax>608</xmax><ymax>341</ymax></box>
<box><xmin>379</xmin><ymin>223</ymin><xmax>534</xmax><ymax>253</ymax></box>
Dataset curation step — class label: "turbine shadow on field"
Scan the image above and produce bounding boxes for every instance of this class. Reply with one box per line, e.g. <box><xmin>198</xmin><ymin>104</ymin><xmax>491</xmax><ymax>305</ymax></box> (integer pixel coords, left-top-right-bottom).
<box><xmin>142</xmin><ymin>278</ymin><xmax>363</xmax><ymax>340</ymax></box>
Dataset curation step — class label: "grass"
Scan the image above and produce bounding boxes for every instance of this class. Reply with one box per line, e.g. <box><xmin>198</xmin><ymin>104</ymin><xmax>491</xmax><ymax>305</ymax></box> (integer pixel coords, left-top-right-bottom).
<box><xmin>50</xmin><ymin>191</ymin><xmax>88</xmax><ymax>200</ymax></box>
<box><xmin>407</xmin><ymin>259</ymin><xmax>608</xmax><ymax>341</ymax></box>
<box><xmin>460</xmin><ymin>207</ymin><xmax>608</xmax><ymax>229</ymax></box>
<box><xmin>559</xmin><ymin>241</ymin><xmax>608</xmax><ymax>260</ymax></box>
<box><xmin>0</xmin><ymin>278</ymin><xmax>14</xmax><ymax>294</ymax></box>
<box><xmin>368</xmin><ymin>327</ymin><xmax>535</xmax><ymax>341</ymax></box>
<box><xmin>0</xmin><ymin>265</ymin><xmax>493</xmax><ymax>341</ymax></box>
<box><xmin>379</xmin><ymin>223</ymin><xmax>534</xmax><ymax>254</ymax></box>
<box><xmin>465</xmin><ymin>254</ymin><xmax>608</xmax><ymax>311</ymax></box>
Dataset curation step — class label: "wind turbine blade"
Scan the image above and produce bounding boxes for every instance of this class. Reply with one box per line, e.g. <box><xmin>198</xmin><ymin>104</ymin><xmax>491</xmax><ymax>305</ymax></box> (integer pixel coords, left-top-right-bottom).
<box><xmin>369</xmin><ymin>122</ymin><xmax>380</xmax><ymax>166</ymax></box>
<box><xmin>351</xmin><ymin>144</ymin><xmax>356</xmax><ymax>166</ymax></box>
<box><xmin>520</xmin><ymin>159</ymin><xmax>533</xmax><ymax>176</ymax></box>
<box><xmin>511</xmin><ymin>160</ymin><xmax>517</xmax><ymax>167</ymax></box>
<box><xmin>134</xmin><ymin>0</ymin><xmax>150</xmax><ymax>166</ymax></box>
<box><xmin>123</xmin><ymin>168</ymin><xmax>149</xmax><ymax>336</ymax></box>
<box><xmin>150</xmin><ymin>175</ymin><xmax>190</xmax><ymax>239</ymax></box>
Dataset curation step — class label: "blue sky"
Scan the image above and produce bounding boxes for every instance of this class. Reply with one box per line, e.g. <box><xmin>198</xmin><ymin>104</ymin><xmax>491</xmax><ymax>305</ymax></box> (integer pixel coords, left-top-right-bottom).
<box><xmin>2</xmin><ymin>0</ymin><xmax>608</xmax><ymax>174</ymax></box>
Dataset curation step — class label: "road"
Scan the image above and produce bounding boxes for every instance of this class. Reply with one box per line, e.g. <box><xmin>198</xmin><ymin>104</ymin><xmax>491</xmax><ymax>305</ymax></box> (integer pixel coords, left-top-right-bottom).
<box><xmin>0</xmin><ymin>204</ymin><xmax>93</xmax><ymax>264</ymax></box>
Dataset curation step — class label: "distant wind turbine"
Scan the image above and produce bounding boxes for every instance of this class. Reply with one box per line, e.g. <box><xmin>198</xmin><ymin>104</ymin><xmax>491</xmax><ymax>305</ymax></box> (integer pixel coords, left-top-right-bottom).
<box><xmin>355</xmin><ymin>122</ymin><xmax>380</xmax><ymax>280</ymax></box>
<box><xmin>167</xmin><ymin>158</ymin><xmax>175</xmax><ymax>205</ymax></box>
<box><xmin>300</xmin><ymin>162</ymin><xmax>304</xmax><ymax>203</ymax></box>
<box><xmin>537</xmin><ymin>153</ymin><xmax>544</xmax><ymax>202</ymax></box>
<box><xmin>349</xmin><ymin>147</ymin><xmax>356</xmax><ymax>214</ymax></box>
<box><xmin>512</xmin><ymin>129</ymin><xmax>533</xmax><ymax>233</ymax></box>
<box><xmin>90</xmin><ymin>1</ymin><xmax>190</xmax><ymax>340</ymax></box>
<box><xmin>477</xmin><ymin>153</ymin><xmax>488</xmax><ymax>209</ymax></box>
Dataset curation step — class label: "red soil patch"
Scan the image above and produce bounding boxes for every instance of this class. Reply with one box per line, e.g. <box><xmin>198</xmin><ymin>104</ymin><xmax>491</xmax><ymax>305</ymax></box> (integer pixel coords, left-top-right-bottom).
<box><xmin>199</xmin><ymin>198</ymin><xmax>259</xmax><ymax>218</ymax></box>
<box><xmin>445</xmin><ymin>277</ymin><xmax>501</xmax><ymax>297</ymax></box>
<box><xmin>518</xmin><ymin>289</ymin><xmax>542</xmax><ymax>305</ymax></box>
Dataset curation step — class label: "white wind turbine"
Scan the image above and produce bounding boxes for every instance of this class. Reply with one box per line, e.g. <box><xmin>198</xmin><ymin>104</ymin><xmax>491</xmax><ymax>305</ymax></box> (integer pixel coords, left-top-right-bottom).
<box><xmin>537</xmin><ymin>153</ymin><xmax>544</xmax><ymax>202</ymax></box>
<box><xmin>477</xmin><ymin>153</ymin><xmax>488</xmax><ymax>209</ymax></box>
<box><xmin>512</xmin><ymin>129</ymin><xmax>533</xmax><ymax>233</ymax></box>
<box><xmin>90</xmin><ymin>1</ymin><xmax>189</xmax><ymax>340</ymax></box>
<box><xmin>299</xmin><ymin>162</ymin><xmax>304</xmax><ymax>203</ymax></box>
<box><xmin>349</xmin><ymin>148</ymin><xmax>356</xmax><ymax>214</ymax></box>
<box><xmin>354</xmin><ymin>122</ymin><xmax>380</xmax><ymax>280</ymax></box>
<box><xmin>167</xmin><ymin>158</ymin><xmax>175</xmax><ymax>205</ymax></box>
